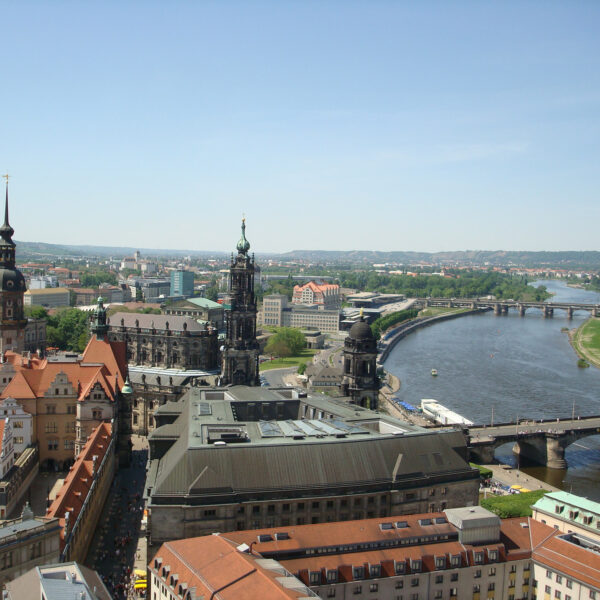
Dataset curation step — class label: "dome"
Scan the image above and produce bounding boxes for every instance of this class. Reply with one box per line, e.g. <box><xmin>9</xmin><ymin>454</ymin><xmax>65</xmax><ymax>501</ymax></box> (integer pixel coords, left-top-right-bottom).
<box><xmin>236</xmin><ymin>219</ymin><xmax>251</xmax><ymax>254</ymax></box>
<box><xmin>349</xmin><ymin>319</ymin><xmax>373</xmax><ymax>340</ymax></box>
<box><xmin>0</xmin><ymin>267</ymin><xmax>25</xmax><ymax>292</ymax></box>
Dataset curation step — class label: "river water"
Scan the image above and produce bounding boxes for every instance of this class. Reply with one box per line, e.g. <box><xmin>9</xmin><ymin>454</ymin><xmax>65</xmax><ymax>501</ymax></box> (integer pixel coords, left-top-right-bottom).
<box><xmin>384</xmin><ymin>280</ymin><xmax>600</xmax><ymax>500</ymax></box>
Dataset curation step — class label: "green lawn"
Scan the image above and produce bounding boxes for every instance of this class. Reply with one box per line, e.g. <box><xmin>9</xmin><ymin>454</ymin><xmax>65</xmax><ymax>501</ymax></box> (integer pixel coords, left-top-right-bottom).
<box><xmin>480</xmin><ymin>490</ymin><xmax>547</xmax><ymax>518</ymax></box>
<box><xmin>259</xmin><ymin>348</ymin><xmax>318</xmax><ymax>371</ymax></box>
<box><xmin>572</xmin><ymin>318</ymin><xmax>600</xmax><ymax>368</ymax></box>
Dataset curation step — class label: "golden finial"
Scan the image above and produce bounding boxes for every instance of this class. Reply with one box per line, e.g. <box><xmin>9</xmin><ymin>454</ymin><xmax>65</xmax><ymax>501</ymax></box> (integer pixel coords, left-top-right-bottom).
<box><xmin>2</xmin><ymin>174</ymin><xmax>9</xmax><ymax>186</ymax></box>
<box><xmin>242</xmin><ymin>212</ymin><xmax>246</xmax><ymax>224</ymax></box>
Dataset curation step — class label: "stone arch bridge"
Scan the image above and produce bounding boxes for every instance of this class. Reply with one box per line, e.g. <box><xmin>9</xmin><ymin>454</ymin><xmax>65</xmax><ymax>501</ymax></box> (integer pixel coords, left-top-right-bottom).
<box><xmin>464</xmin><ymin>416</ymin><xmax>600</xmax><ymax>469</ymax></box>
<box><xmin>418</xmin><ymin>298</ymin><xmax>600</xmax><ymax>318</ymax></box>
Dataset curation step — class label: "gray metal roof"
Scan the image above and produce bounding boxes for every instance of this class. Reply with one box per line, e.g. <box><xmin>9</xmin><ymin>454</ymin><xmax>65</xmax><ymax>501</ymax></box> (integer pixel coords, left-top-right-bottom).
<box><xmin>108</xmin><ymin>311</ymin><xmax>209</xmax><ymax>332</ymax></box>
<box><xmin>148</xmin><ymin>386</ymin><xmax>473</xmax><ymax>499</ymax></box>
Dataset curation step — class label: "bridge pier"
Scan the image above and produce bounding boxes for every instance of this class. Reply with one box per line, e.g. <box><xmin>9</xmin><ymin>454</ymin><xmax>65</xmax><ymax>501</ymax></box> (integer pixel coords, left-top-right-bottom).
<box><xmin>542</xmin><ymin>306</ymin><xmax>554</xmax><ymax>318</ymax></box>
<box><xmin>493</xmin><ymin>304</ymin><xmax>501</xmax><ymax>316</ymax></box>
<box><xmin>501</xmin><ymin>304</ymin><xmax>508</xmax><ymax>314</ymax></box>
<box><xmin>468</xmin><ymin>443</ymin><xmax>496</xmax><ymax>464</ymax></box>
<box><xmin>567</xmin><ymin>307</ymin><xmax>574</xmax><ymax>319</ymax></box>
<box><xmin>518</xmin><ymin>304</ymin><xmax>526</xmax><ymax>317</ymax></box>
<box><xmin>546</xmin><ymin>435</ymin><xmax>567</xmax><ymax>470</ymax></box>
<box><xmin>593</xmin><ymin>307</ymin><xmax>600</xmax><ymax>318</ymax></box>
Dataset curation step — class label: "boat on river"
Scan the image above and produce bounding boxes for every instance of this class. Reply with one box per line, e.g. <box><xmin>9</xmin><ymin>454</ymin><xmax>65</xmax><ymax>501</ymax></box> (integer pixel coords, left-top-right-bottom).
<box><xmin>431</xmin><ymin>368</ymin><xmax>438</xmax><ymax>376</ymax></box>
<box><xmin>420</xmin><ymin>399</ymin><xmax>473</xmax><ymax>426</ymax></box>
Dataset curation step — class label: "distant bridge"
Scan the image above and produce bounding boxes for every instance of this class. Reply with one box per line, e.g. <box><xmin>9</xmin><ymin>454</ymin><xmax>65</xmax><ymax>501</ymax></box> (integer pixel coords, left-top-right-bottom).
<box><xmin>464</xmin><ymin>416</ymin><xmax>600</xmax><ymax>469</ymax></box>
<box><xmin>417</xmin><ymin>297</ymin><xmax>600</xmax><ymax>318</ymax></box>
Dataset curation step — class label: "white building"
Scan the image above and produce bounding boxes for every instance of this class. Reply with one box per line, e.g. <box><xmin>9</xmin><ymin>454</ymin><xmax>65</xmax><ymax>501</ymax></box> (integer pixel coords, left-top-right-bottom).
<box><xmin>0</xmin><ymin>397</ymin><xmax>33</xmax><ymax>459</ymax></box>
<box><xmin>0</xmin><ymin>417</ymin><xmax>14</xmax><ymax>478</ymax></box>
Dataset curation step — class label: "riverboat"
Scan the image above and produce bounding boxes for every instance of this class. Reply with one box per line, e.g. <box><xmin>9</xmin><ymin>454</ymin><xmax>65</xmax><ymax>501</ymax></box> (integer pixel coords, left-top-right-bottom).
<box><xmin>431</xmin><ymin>368</ymin><xmax>438</xmax><ymax>376</ymax></box>
<box><xmin>420</xmin><ymin>398</ymin><xmax>473</xmax><ymax>426</ymax></box>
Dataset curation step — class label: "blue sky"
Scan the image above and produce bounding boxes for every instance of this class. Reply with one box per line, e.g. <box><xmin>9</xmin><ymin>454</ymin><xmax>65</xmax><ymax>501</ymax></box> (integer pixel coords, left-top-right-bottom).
<box><xmin>2</xmin><ymin>2</ymin><xmax>599</xmax><ymax>253</ymax></box>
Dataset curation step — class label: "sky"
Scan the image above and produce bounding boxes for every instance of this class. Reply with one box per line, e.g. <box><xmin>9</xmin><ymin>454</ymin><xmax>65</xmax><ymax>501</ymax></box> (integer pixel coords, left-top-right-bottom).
<box><xmin>1</xmin><ymin>1</ymin><xmax>599</xmax><ymax>254</ymax></box>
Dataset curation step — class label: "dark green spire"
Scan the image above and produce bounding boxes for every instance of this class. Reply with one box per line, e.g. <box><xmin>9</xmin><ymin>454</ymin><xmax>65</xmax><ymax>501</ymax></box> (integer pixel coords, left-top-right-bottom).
<box><xmin>90</xmin><ymin>296</ymin><xmax>108</xmax><ymax>340</ymax></box>
<box><xmin>0</xmin><ymin>182</ymin><xmax>15</xmax><ymax>248</ymax></box>
<box><xmin>236</xmin><ymin>218</ymin><xmax>250</xmax><ymax>255</ymax></box>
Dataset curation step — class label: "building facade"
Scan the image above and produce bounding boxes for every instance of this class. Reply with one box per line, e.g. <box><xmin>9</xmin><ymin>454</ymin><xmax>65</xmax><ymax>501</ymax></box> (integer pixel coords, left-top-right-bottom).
<box><xmin>107</xmin><ymin>312</ymin><xmax>220</xmax><ymax>371</ymax></box>
<box><xmin>260</xmin><ymin>294</ymin><xmax>340</xmax><ymax>333</ymax></box>
<box><xmin>0</xmin><ymin>185</ymin><xmax>27</xmax><ymax>355</ymax></box>
<box><xmin>163</xmin><ymin>297</ymin><xmax>225</xmax><ymax>331</ymax></box>
<box><xmin>23</xmin><ymin>288</ymin><xmax>70</xmax><ymax>308</ymax></box>
<box><xmin>0</xmin><ymin>504</ymin><xmax>61</xmax><ymax>590</ymax></box>
<box><xmin>220</xmin><ymin>219</ymin><xmax>260</xmax><ymax>386</ymax></box>
<box><xmin>170</xmin><ymin>269</ymin><xmax>195</xmax><ymax>297</ymax></box>
<box><xmin>293</xmin><ymin>280</ymin><xmax>340</xmax><ymax>309</ymax></box>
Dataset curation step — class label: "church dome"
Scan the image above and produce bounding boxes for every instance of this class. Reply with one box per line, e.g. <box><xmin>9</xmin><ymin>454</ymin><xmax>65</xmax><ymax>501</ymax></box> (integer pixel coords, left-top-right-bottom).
<box><xmin>349</xmin><ymin>319</ymin><xmax>373</xmax><ymax>340</ymax></box>
<box><xmin>0</xmin><ymin>267</ymin><xmax>25</xmax><ymax>292</ymax></box>
<box><xmin>236</xmin><ymin>218</ymin><xmax>251</xmax><ymax>254</ymax></box>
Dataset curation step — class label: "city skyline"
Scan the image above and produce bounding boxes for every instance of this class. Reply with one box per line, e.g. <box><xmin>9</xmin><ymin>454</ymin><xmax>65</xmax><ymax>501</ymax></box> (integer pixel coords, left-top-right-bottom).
<box><xmin>2</xmin><ymin>2</ymin><xmax>599</xmax><ymax>253</ymax></box>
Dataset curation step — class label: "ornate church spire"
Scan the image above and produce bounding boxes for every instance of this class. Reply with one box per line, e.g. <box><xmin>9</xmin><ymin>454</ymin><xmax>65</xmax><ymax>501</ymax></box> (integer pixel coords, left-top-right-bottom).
<box><xmin>0</xmin><ymin>176</ymin><xmax>16</xmax><ymax>268</ymax></box>
<box><xmin>236</xmin><ymin>217</ymin><xmax>251</xmax><ymax>255</ymax></box>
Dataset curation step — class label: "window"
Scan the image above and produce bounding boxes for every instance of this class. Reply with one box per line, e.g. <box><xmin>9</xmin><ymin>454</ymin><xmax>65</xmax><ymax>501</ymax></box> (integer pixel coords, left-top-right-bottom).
<box><xmin>46</xmin><ymin>405</ymin><xmax>56</xmax><ymax>414</ymax></box>
<box><xmin>92</xmin><ymin>409</ymin><xmax>102</xmax><ymax>420</ymax></box>
<box><xmin>327</xmin><ymin>589</ymin><xmax>336</xmax><ymax>598</ymax></box>
<box><xmin>566</xmin><ymin>580</ymin><xmax>572</xmax><ymax>589</ymax></box>
<box><xmin>369</xmin><ymin>583</ymin><xmax>378</xmax><ymax>592</ymax></box>
<box><xmin>309</xmin><ymin>572</ymin><xmax>320</xmax><ymax>585</ymax></box>
<box><xmin>434</xmin><ymin>591</ymin><xmax>442</xmax><ymax>599</ymax></box>
<box><xmin>475</xmin><ymin>569</ymin><xmax>481</xmax><ymax>579</ymax></box>
<box><xmin>545</xmin><ymin>586</ymin><xmax>551</xmax><ymax>594</ymax></box>
<box><xmin>489</xmin><ymin>567</ymin><xmax>496</xmax><ymax>576</ymax></box>
<box><xmin>47</xmin><ymin>439</ymin><xmax>58</xmax><ymax>451</ymax></box>
<box><xmin>411</xmin><ymin>560</ymin><xmax>422</xmax><ymax>573</ymax></box>
<box><xmin>64</xmin><ymin>439</ymin><xmax>74</xmax><ymax>450</ymax></box>
<box><xmin>66</xmin><ymin>422</ymin><xmax>76</xmax><ymax>433</ymax></box>
<box><xmin>435</xmin><ymin>575</ymin><xmax>443</xmax><ymax>584</ymax></box>
<box><xmin>14</xmin><ymin>436</ymin><xmax>23</xmax><ymax>444</ymax></box>
<box><xmin>395</xmin><ymin>562</ymin><xmax>405</xmax><ymax>575</ymax></box>
<box><xmin>353</xmin><ymin>567</ymin><xmax>364</xmax><ymax>580</ymax></box>
<box><xmin>395</xmin><ymin>581</ymin><xmax>403</xmax><ymax>589</ymax></box>
<box><xmin>435</xmin><ymin>557</ymin><xmax>445</xmax><ymax>570</ymax></box>
<box><xmin>488</xmin><ymin>549</ymin><xmax>498</xmax><ymax>561</ymax></box>
<box><xmin>451</xmin><ymin>573</ymin><xmax>458</xmax><ymax>582</ymax></box>
<box><xmin>556</xmin><ymin>575</ymin><xmax>562</xmax><ymax>584</ymax></box>
<box><xmin>473</xmin><ymin>584</ymin><xmax>481</xmax><ymax>593</ymax></box>
<box><xmin>45</xmin><ymin>422</ymin><xmax>57</xmax><ymax>433</ymax></box>
<box><xmin>547</xmin><ymin>570</ymin><xmax>553</xmax><ymax>579</ymax></box>
<box><xmin>510</xmin><ymin>564</ymin><xmax>517</xmax><ymax>573</ymax></box>
<box><xmin>555</xmin><ymin>592</ymin><xmax>561</xmax><ymax>599</ymax></box>
<box><xmin>590</xmin><ymin>593</ymin><xmax>596</xmax><ymax>600</ymax></box>
<box><xmin>204</xmin><ymin>509</ymin><xmax>216</xmax><ymax>517</ymax></box>
<box><xmin>67</xmin><ymin>405</ymin><xmax>76</xmax><ymax>414</ymax></box>
<box><xmin>450</xmin><ymin>589</ymin><xmax>457</xmax><ymax>597</ymax></box>
<box><xmin>450</xmin><ymin>555</ymin><xmax>461</xmax><ymax>568</ymax></box>
<box><xmin>252</xmin><ymin>505</ymin><xmax>260</xmax><ymax>514</ymax></box>
<box><xmin>312</xmin><ymin>501</ymin><xmax>320</xmax><ymax>509</ymax></box>
<box><xmin>411</xmin><ymin>578</ymin><xmax>419</xmax><ymax>587</ymax></box>
<box><xmin>488</xmin><ymin>583</ymin><xmax>495</xmax><ymax>591</ymax></box>
<box><xmin>474</xmin><ymin>551</ymin><xmax>484</xmax><ymax>564</ymax></box>
<box><xmin>327</xmin><ymin>570</ymin><xmax>338</xmax><ymax>583</ymax></box>
<box><xmin>353</xmin><ymin>585</ymin><xmax>362</xmax><ymax>595</ymax></box>
<box><xmin>12</xmin><ymin>421</ymin><xmax>23</xmax><ymax>429</ymax></box>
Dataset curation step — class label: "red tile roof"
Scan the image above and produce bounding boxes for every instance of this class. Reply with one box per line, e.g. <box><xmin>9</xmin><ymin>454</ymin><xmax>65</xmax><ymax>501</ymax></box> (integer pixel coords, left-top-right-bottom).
<box><xmin>46</xmin><ymin>422</ymin><xmax>113</xmax><ymax>549</ymax></box>
<box><xmin>150</xmin><ymin>535</ymin><xmax>309</xmax><ymax>599</ymax></box>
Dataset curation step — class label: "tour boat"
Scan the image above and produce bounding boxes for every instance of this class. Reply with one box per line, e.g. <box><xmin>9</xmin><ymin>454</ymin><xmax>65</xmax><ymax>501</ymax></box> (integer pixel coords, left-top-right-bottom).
<box><xmin>431</xmin><ymin>369</ymin><xmax>438</xmax><ymax>376</ymax></box>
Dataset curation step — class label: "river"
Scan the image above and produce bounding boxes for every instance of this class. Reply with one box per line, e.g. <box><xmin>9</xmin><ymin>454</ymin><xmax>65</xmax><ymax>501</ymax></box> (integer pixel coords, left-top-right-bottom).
<box><xmin>384</xmin><ymin>280</ymin><xmax>600</xmax><ymax>500</ymax></box>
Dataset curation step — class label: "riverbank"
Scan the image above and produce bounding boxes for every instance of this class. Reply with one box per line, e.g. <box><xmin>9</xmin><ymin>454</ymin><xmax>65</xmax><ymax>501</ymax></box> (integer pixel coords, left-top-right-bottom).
<box><xmin>570</xmin><ymin>317</ymin><xmax>600</xmax><ymax>369</ymax></box>
<box><xmin>379</xmin><ymin>307</ymin><xmax>489</xmax><ymax>363</ymax></box>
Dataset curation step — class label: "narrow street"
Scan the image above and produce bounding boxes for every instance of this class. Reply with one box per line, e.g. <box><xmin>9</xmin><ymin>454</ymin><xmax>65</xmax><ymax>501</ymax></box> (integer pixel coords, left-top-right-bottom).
<box><xmin>87</xmin><ymin>436</ymin><xmax>149</xmax><ymax>599</ymax></box>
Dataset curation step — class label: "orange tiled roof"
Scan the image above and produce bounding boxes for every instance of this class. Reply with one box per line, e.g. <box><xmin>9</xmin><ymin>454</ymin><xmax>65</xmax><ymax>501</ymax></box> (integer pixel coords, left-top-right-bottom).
<box><xmin>0</xmin><ymin>419</ymin><xmax>5</xmax><ymax>448</ymax></box>
<box><xmin>1</xmin><ymin>336</ymin><xmax>127</xmax><ymax>402</ymax></box>
<box><xmin>150</xmin><ymin>535</ymin><xmax>307</xmax><ymax>600</ymax></box>
<box><xmin>46</xmin><ymin>422</ymin><xmax>112</xmax><ymax>548</ymax></box>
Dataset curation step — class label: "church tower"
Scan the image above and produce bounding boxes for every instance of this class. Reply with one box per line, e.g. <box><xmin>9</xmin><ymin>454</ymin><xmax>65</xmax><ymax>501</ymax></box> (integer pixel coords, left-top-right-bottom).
<box><xmin>340</xmin><ymin>312</ymin><xmax>380</xmax><ymax>409</ymax></box>
<box><xmin>220</xmin><ymin>218</ymin><xmax>260</xmax><ymax>386</ymax></box>
<box><xmin>0</xmin><ymin>180</ymin><xmax>27</xmax><ymax>354</ymax></box>
<box><xmin>90</xmin><ymin>296</ymin><xmax>109</xmax><ymax>340</ymax></box>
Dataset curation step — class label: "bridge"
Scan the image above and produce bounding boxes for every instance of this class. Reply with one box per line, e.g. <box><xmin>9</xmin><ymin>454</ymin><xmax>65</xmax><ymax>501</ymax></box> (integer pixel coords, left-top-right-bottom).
<box><xmin>464</xmin><ymin>416</ymin><xmax>600</xmax><ymax>469</ymax></box>
<box><xmin>417</xmin><ymin>297</ymin><xmax>600</xmax><ymax>318</ymax></box>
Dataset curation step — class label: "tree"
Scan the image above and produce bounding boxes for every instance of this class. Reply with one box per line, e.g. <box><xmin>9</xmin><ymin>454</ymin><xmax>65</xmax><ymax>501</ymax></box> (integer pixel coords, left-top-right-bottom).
<box><xmin>24</xmin><ymin>305</ymin><xmax>49</xmax><ymax>320</ymax></box>
<box><xmin>265</xmin><ymin>327</ymin><xmax>306</xmax><ymax>357</ymax></box>
<box><xmin>46</xmin><ymin>308</ymin><xmax>90</xmax><ymax>352</ymax></box>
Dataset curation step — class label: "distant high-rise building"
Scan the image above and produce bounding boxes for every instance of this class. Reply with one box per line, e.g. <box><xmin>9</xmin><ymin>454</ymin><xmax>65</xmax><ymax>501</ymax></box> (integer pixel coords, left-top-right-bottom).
<box><xmin>0</xmin><ymin>182</ymin><xmax>27</xmax><ymax>354</ymax></box>
<box><xmin>170</xmin><ymin>269</ymin><xmax>194</xmax><ymax>297</ymax></box>
<box><xmin>220</xmin><ymin>219</ymin><xmax>260</xmax><ymax>386</ymax></box>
